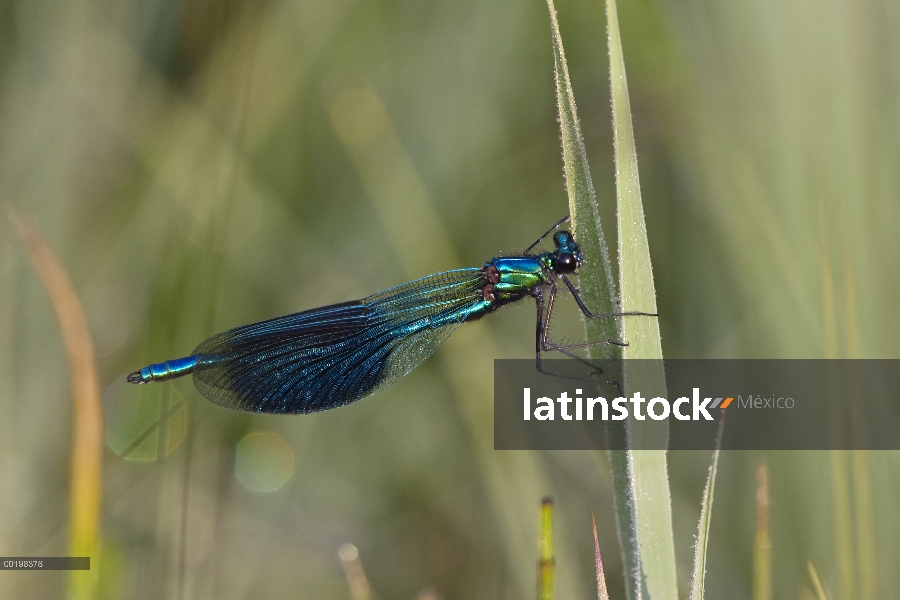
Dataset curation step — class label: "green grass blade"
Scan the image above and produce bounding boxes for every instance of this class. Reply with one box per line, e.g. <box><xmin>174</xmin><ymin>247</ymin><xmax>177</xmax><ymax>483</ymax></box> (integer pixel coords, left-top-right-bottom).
<box><xmin>689</xmin><ymin>420</ymin><xmax>724</xmax><ymax>600</ymax></box>
<box><xmin>606</xmin><ymin>1</ymin><xmax>677</xmax><ymax>600</ymax></box>
<box><xmin>753</xmin><ymin>461</ymin><xmax>772</xmax><ymax>600</ymax></box>
<box><xmin>546</xmin><ymin>0</ymin><xmax>620</xmax><ymax>356</ymax></box>
<box><xmin>545</xmin><ymin>3</ymin><xmax>640</xmax><ymax>598</ymax></box>
<box><xmin>606</xmin><ymin>436</ymin><xmax>641</xmax><ymax>600</ymax></box>
<box><xmin>625</xmin><ymin>451</ymin><xmax>676</xmax><ymax>599</ymax></box>
<box><xmin>539</xmin><ymin>497</ymin><xmax>555</xmax><ymax>600</ymax></box>
<box><xmin>807</xmin><ymin>561</ymin><xmax>832</xmax><ymax>600</ymax></box>
<box><xmin>607</xmin><ymin>7</ymin><xmax>662</xmax><ymax>347</ymax></box>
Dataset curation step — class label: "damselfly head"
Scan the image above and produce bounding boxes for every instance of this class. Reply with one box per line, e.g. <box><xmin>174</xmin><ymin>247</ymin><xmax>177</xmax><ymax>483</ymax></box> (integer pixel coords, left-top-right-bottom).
<box><xmin>550</xmin><ymin>230</ymin><xmax>582</xmax><ymax>274</ymax></box>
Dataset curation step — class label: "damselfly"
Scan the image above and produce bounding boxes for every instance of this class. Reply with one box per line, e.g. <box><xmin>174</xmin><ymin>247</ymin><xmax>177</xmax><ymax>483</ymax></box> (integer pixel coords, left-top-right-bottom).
<box><xmin>128</xmin><ymin>217</ymin><xmax>655</xmax><ymax>413</ymax></box>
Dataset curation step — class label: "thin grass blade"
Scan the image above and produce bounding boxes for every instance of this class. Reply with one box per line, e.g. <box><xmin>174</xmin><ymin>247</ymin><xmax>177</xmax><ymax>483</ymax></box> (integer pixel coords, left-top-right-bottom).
<box><xmin>689</xmin><ymin>417</ymin><xmax>725</xmax><ymax>600</ymax></box>
<box><xmin>539</xmin><ymin>497</ymin><xmax>555</xmax><ymax>600</ymax></box>
<box><xmin>12</xmin><ymin>213</ymin><xmax>104</xmax><ymax>600</ymax></box>
<box><xmin>753</xmin><ymin>461</ymin><xmax>772</xmax><ymax>600</ymax></box>
<box><xmin>807</xmin><ymin>561</ymin><xmax>832</xmax><ymax>600</ymax></box>
<box><xmin>592</xmin><ymin>514</ymin><xmax>610</xmax><ymax>600</ymax></box>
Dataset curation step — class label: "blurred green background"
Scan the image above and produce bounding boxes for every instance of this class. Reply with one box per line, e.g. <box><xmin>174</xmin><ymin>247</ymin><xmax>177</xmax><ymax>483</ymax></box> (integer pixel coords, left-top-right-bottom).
<box><xmin>1</xmin><ymin>0</ymin><xmax>898</xmax><ymax>598</ymax></box>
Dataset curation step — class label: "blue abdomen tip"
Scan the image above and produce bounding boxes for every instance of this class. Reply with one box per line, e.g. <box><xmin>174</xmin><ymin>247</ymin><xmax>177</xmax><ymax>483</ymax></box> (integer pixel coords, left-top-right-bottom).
<box><xmin>127</xmin><ymin>356</ymin><xmax>198</xmax><ymax>384</ymax></box>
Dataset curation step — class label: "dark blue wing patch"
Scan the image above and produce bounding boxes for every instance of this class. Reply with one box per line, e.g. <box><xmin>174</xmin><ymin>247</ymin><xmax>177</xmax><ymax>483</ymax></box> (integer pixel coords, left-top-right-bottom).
<box><xmin>190</xmin><ymin>269</ymin><xmax>487</xmax><ymax>413</ymax></box>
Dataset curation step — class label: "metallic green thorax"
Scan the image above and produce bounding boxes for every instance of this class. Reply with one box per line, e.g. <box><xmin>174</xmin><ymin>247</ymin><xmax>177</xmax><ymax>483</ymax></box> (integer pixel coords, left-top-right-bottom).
<box><xmin>484</xmin><ymin>257</ymin><xmax>546</xmax><ymax>304</ymax></box>
<box><xmin>472</xmin><ymin>229</ymin><xmax>583</xmax><ymax>318</ymax></box>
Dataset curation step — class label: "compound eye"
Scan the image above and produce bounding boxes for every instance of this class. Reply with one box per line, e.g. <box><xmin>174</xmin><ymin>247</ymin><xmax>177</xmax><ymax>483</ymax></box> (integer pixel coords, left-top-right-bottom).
<box><xmin>556</xmin><ymin>252</ymin><xmax>577</xmax><ymax>273</ymax></box>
